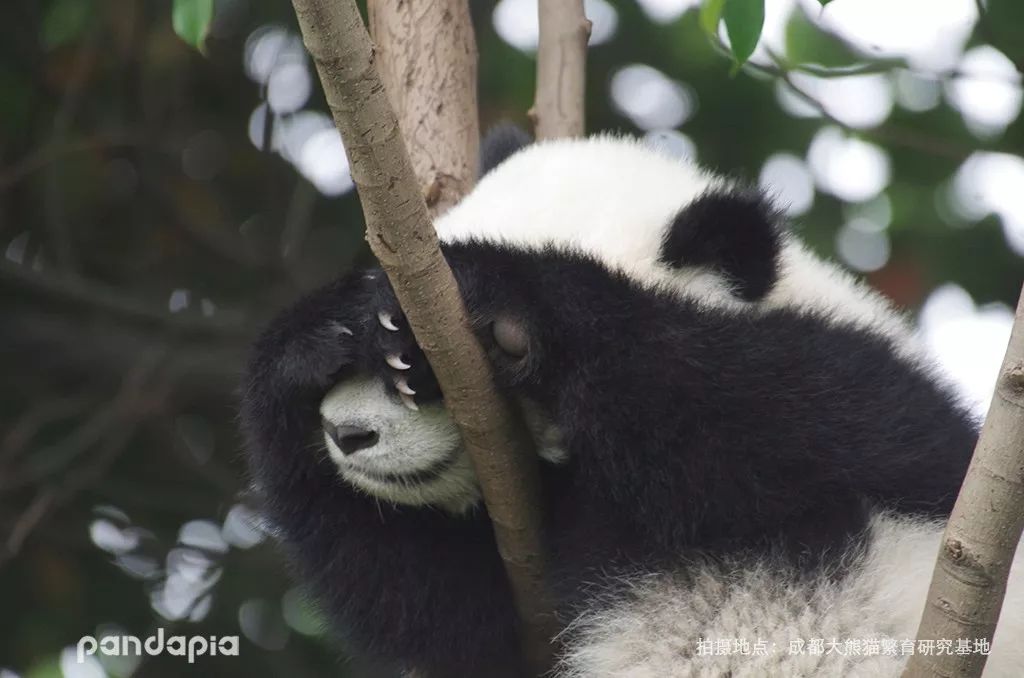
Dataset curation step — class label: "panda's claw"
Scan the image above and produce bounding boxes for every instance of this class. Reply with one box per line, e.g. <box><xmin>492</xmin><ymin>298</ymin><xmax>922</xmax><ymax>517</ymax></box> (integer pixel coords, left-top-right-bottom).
<box><xmin>399</xmin><ymin>392</ymin><xmax>419</xmax><ymax>411</ymax></box>
<box><xmin>386</xmin><ymin>353</ymin><xmax>411</xmax><ymax>371</ymax></box>
<box><xmin>378</xmin><ymin>311</ymin><xmax>400</xmax><ymax>332</ymax></box>
<box><xmin>395</xmin><ymin>377</ymin><xmax>416</xmax><ymax>396</ymax></box>
<box><xmin>330</xmin><ymin>321</ymin><xmax>354</xmax><ymax>337</ymax></box>
<box><xmin>363</xmin><ymin>271</ymin><xmax>442</xmax><ymax>400</ymax></box>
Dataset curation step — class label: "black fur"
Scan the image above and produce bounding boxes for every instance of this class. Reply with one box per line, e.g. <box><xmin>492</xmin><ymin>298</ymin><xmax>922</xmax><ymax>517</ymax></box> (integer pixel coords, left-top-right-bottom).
<box><xmin>660</xmin><ymin>187</ymin><xmax>784</xmax><ymax>301</ymax></box>
<box><xmin>480</xmin><ymin>123</ymin><xmax>532</xmax><ymax>176</ymax></box>
<box><xmin>240</xmin><ymin>243</ymin><xmax>977</xmax><ymax>675</ymax></box>
<box><xmin>240</xmin><ymin>272</ymin><xmax>522</xmax><ymax>677</ymax></box>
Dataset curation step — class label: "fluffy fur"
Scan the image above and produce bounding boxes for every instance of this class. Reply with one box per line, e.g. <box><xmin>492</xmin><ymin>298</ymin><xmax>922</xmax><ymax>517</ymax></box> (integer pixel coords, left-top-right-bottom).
<box><xmin>437</xmin><ymin>134</ymin><xmax>920</xmax><ymax>357</ymax></box>
<box><xmin>239</xmin><ymin>133</ymin><xmax>1020</xmax><ymax>677</ymax></box>
<box><xmin>561</xmin><ymin>513</ymin><xmax>1024</xmax><ymax>678</ymax></box>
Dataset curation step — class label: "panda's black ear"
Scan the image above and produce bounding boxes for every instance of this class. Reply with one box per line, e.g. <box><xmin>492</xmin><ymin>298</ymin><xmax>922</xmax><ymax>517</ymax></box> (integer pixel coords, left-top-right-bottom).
<box><xmin>659</xmin><ymin>187</ymin><xmax>784</xmax><ymax>301</ymax></box>
<box><xmin>480</xmin><ymin>123</ymin><xmax>532</xmax><ymax>176</ymax></box>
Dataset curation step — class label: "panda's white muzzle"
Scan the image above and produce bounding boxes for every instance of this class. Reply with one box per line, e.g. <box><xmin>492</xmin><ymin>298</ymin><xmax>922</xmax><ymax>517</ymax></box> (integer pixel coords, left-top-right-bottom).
<box><xmin>319</xmin><ymin>376</ymin><xmax>482</xmax><ymax>512</ymax></box>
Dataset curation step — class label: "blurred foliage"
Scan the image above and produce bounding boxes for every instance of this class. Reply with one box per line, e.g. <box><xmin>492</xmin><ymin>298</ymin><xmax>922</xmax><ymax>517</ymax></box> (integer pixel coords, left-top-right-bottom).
<box><xmin>983</xmin><ymin>0</ymin><xmax>1024</xmax><ymax>70</ymax></box>
<box><xmin>172</xmin><ymin>0</ymin><xmax>214</xmax><ymax>52</ymax></box>
<box><xmin>723</xmin><ymin>0</ymin><xmax>766</xmax><ymax>69</ymax></box>
<box><xmin>0</xmin><ymin>0</ymin><xmax>1021</xmax><ymax>677</ymax></box>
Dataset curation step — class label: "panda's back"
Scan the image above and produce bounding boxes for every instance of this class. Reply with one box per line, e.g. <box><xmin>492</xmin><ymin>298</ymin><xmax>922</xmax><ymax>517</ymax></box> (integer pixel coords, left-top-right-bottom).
<box><xmin>436</xmin><ymin>134</ymin><xmax>919</xmax><ymax>354</ymax></box>
<box><xmin>558</xmin><ymin>512</ymin><xmax>1024</xmax><ymax>677</ymax></box>
<box><xmin>435</xmin><ymin>135</ymin><xmax>719</xmax><ymax>281</ymax></box>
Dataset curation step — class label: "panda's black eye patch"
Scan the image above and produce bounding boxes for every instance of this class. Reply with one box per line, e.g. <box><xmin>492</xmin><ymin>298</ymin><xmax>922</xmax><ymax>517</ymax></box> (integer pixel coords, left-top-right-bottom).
<box><xmin>491</xmin><ymin>315</ymin><xmax>529</xmax><ymax>357</ymax></box>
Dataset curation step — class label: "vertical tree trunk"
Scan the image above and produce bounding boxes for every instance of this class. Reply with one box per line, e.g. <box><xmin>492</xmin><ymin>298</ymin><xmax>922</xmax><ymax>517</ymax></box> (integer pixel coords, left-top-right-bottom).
<box><xmin>367</xmin><ymin>0</ymin><xmax>479</xmax><ymax>216</ymax></box>
<box><xmin>289</xmin><ymin>0</ymin><xmax>555</xmax><ymax>673</ymax></box>
<box><xmin>903</xmin><ymin>285</ymin><xmax>1024</xmax><ymax>678</ymax></box>
<box><xmin>530</xmin><ymin>0</ymin><xmax>590</xmax><ymax>139</ymax></box>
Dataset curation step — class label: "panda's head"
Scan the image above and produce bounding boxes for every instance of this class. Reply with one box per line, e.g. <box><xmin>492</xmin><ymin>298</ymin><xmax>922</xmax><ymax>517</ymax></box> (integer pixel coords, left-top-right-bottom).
<box><xmin>314</xmin><ymin>262</ymin><xmax>567</xmax><ymax>514</ymax></box>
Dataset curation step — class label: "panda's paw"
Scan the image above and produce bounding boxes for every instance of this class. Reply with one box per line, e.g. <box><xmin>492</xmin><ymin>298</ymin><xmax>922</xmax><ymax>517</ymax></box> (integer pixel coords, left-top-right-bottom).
<box><xmin>253</xmin><ymin>274</ymin><xmax>370</xmax><ymax>394</ymax></box>
<box><xmin>363</xmin><ymin>267</ymin><xmax>543</xmax><ymax>401</ymax></box>
<box><xmin>366</xmin><ymin>278</ymin><xmax>443</xmax><ymax>408</ymax></box>
<box><xmin>278</xmin><ymin>320</ymin><xmax>359</xmax><ymax>391</ymax></box>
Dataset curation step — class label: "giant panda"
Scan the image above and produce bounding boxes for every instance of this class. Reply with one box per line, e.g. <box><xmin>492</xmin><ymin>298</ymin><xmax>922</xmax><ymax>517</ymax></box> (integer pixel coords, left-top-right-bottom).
<box><xmin>239</xmin><ymin>131</ymin><xmax>1024</xmax><ymax>677</ymax></box>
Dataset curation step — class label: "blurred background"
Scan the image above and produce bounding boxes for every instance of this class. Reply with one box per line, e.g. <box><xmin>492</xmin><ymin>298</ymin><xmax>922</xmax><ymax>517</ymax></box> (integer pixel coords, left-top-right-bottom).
<box><xmin>1</xmin><ymin>0</ymin><xmax>1022</xmax><ymax>676</ymax></box>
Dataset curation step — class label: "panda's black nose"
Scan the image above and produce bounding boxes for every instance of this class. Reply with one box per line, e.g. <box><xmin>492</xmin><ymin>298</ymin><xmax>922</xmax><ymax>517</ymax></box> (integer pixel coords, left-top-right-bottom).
<box><xmin>324</xmin><ymin>420</ymin><xmax>379</xmax><ymax>455</ymax></box>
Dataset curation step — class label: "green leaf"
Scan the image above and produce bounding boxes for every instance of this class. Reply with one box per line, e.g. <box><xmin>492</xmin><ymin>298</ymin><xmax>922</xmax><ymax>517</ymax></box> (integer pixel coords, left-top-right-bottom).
<box><xmin>723</xmin><ymin>0</ymin><xmax>766</xmax><ymax>69</ymax></box>
<box><xmin>700</xmin><ymin>0</ymin><xmax>727</xmax><ymax>37</ymax></box>
<box><xmin>41</xmin><ymin>0</ymin><xmax>92</xmax><ymax>49</ymax></box>
<box><xmin>818</xmin><ymin>0</ymin><xmax>834</xmax><ymax>5</ymax></box>
<box><xmin>172</xmin><ymin>0</ymin><xmax>214</xmax><ymax>52</ymax></box>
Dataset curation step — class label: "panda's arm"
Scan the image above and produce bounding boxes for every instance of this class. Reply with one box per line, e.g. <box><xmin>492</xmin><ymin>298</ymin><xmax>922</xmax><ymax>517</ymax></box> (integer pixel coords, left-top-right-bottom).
<box><xmin>538</xmin><ymin>303</ymin><xmax>978</xmax><ymax>554</ymax></box>
<box><xmin>240</xmin><ymin>275</ymin><xmax>522</xmax><ymax>677</ymax></box>
<box><xmin>504</xmin><ymin>257</ymin><xmax>978</xmax><ymax>552</ymax></box>
<box><xmin>369</xmin><ymin>246</ymin><xmax>977</xmax><ymax>557</ymax></box>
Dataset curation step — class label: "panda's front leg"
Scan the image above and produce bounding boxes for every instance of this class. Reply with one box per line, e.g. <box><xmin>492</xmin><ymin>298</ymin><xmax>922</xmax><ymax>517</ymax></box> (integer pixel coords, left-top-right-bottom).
<box><xmin>364</xmin><ymin>250</ymin><xmax>563</xmax><ymax>409</ymax></box>
<box><xmin>363</xmin><ymin>248</ymin><xmax>714</xmax><ymax>557</ymax></box>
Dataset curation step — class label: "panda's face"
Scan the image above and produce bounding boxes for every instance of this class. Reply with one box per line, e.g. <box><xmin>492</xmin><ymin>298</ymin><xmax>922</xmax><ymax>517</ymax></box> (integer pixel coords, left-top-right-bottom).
<box><xmin>319</xmin><ymin>376</ymin><xmax>482</xmax><ymax>512</ymax></box>
<box><xmin>319</xmin><ymin>375</ymin><xmax>567</xmax><ymax>513</ymax></box>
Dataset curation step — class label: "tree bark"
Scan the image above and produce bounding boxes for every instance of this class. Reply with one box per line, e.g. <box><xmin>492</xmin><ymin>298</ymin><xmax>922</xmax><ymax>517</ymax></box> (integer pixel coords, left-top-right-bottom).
<box><xmin>367</xmin><ymin>0</ymin><xmax>479</xmax><ymax>217</ymax></box>
<box><xmin>530</xmin><ymin>0</ymin><xmax>590</xmax><ymax>139</ymax></box>
<box><xmin>903</xmin><ymin>285</ymin><xmax>1024</xmax><ymax>678</ymax></box>
<box><xmin>288</xmin><ymin>0</ymin><xmax>554</xmax><ymax>673</ymax></box>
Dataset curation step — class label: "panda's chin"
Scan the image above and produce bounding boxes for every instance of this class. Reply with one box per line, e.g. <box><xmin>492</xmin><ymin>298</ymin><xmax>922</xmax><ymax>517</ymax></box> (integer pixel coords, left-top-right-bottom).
<box><xmin>341</xmin><ymin>444</ymin><xmax>462</xmax><ymax>486</ymax></box>
<box><xmin>331</xmin><ymin>443</ymin><xmax>483</xmax><ymax>514</ymax></box>
<box><xmin>319</xmin><ymin>376</ymin><xmax>482</xmax><ymax>512</ymax></box>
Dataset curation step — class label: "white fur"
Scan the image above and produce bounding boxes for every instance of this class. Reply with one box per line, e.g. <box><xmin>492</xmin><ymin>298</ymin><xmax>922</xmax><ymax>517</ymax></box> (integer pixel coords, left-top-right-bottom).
<box><xmin>558</xmin><ymin>513</ymin><xmax>1024</xmax><ymax>678</ymax></box>
<box><xmin>320</xmin><ymin>377</ymin><xmax>479</xmax><ymax>513</ymax></box>
<box><xmin>319</xmin><ymin>378</ymin><xmax>568</xmax><ymax>512</ymax></box>
<box><xmin>435</xmin><ymin>135</ymin><xmax>918</xmax><ymax>357</ymax></box>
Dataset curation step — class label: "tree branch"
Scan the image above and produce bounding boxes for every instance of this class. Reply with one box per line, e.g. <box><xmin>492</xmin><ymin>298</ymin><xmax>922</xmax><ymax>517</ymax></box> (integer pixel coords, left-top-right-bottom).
<box><xmin>903</xmin><ymin>285</ymin><xmax>1024</xmax><ymax>678</ymax></box>
<box><xmin>1</xmin><ymin>354</ymin><xmax>167</xmax><ymax>565</ymax></box>
<box><xmin>0</xmin><ymin>260</ymin><xmax>249</xmax><ymax>337</ymax></box>
<box><xmin>707</xmin><ymin>36</ymin><xmax>984</xmax><ymax>161</ymax></box>
<box><xmin>763</xmin><ymin>49</ymin><xmax>977</xmax><ymax>161</ymax></box>
<box><xmin>0</xmin><ymin>350</ymin><xmax>168</xmax><ymax>492</ymax></box>
<box><xmin>530</xmin><ymin>0</ymin><xmax>590</xmax><ymax>139</ymax></box>
<box><xmin>289</xmin><ymin>0</ymin><xmax>554</xmax><ymax>672</ymax></box>
<box><xmin>367</xmin><ymin>0</ymin><xmax>479</xmax><ymax>216</ymax></box>
<box><xmin>1</xmin><ymin>394</ymin><xmax>93</xmax><ymax>468</ymax></box>
<box><xmin>0</xmin><ymin>131</ymin><xmax>145</xmax><ymax>190</ymax></box>
<box><xmin>41</xmin><ymin>31</ymin><xmax>100</xmax><ymax>275</ymax></box>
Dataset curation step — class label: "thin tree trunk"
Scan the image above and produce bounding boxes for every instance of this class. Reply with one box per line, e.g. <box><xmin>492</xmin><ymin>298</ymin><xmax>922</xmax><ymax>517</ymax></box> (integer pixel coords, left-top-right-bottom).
<box><xmin>903</xmin><ymin>285</ymin><xmax>1024</xmax><ymax>678</ymax></box>
<box><xmin>530</xmin><ymin>0</ymin><xmax>590</xmax><ymax>139</ymax></box>
<box><xmin>288</xmin><ymin>0</ymin><xmax>555</xmax><ymax>673</ymax></box>
<box><xmin>367</xmin><ymin>0</ymin><xmax>479</xmax><ymax>217</ymax></box>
